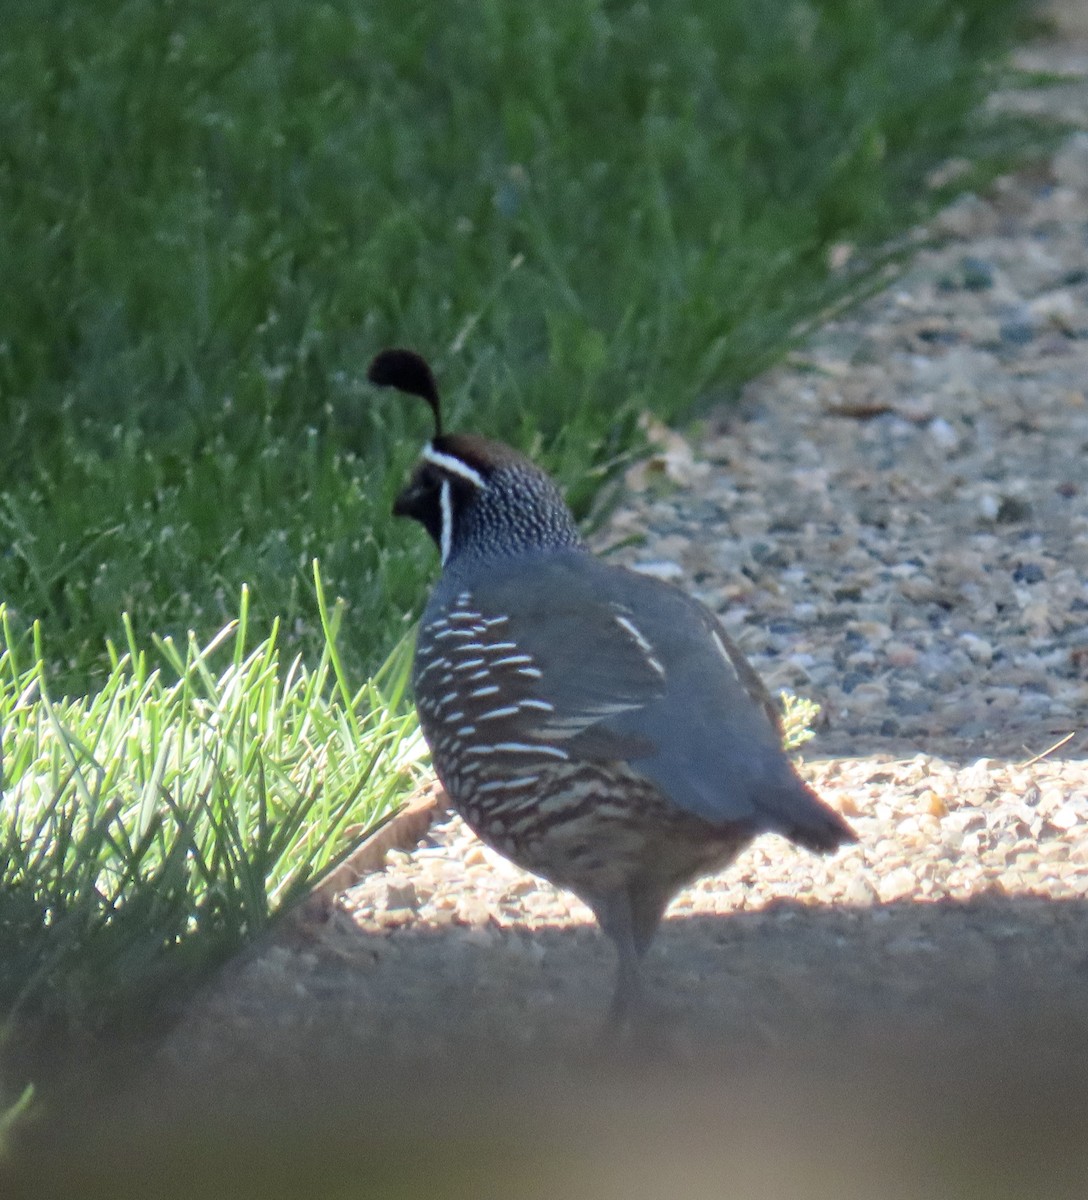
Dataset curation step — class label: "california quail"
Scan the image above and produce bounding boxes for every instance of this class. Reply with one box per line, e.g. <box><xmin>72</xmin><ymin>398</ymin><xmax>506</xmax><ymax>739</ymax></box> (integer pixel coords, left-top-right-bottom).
<box><xmin>369</xmin><ymin>347</ymin><xmax>855</xmax><ymax>1027</ymax></box>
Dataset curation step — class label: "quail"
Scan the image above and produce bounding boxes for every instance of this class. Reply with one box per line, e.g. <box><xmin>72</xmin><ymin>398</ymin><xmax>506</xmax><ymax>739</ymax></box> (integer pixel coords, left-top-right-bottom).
<box><xmin>369</xmin><ymin>347</ymin><xmax>855</xmax><ymax>1027</ymax></box>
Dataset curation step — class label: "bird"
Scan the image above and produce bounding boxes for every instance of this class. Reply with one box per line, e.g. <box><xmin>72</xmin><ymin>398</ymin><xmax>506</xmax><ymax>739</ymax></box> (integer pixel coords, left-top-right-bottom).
<box><xmin>368</xmin><ymin>347</ymin><xmax>855</xmax><ymax>1029</ymax></box>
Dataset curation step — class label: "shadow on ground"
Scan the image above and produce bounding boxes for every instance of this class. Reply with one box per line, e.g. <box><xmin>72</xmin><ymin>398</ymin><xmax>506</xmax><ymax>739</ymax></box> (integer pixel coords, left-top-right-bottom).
<box><xmin>6</xmin><ymin>893</ymin><xmax>1088</xmax><ymax>1199</ymax></box>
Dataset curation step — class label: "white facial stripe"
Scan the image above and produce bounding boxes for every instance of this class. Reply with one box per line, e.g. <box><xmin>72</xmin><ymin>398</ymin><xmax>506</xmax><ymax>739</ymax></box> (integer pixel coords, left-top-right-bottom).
<box><xmin>422</xmin><ymin>443</ymin><xmax>487</xmax><ymax>489</ymax></box>
<box><xmin>439</xmin><ymin>479</ymin><xmax>452</xmax><ymax>564</ymax></box>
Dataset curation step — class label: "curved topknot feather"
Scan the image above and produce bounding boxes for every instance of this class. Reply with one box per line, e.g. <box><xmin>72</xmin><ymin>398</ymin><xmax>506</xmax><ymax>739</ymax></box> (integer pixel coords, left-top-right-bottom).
<box><xmin>367</xmin><ymin>348</ymin><xmax>443</xmax><ymax>437</ymax></box>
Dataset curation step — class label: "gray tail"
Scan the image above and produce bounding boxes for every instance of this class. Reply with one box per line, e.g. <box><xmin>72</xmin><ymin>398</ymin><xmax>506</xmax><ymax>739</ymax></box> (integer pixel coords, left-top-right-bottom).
<box><xmin>783</xmin><ymin>782</ymin><xmax>857</xmax><ymax>853</ymax></box>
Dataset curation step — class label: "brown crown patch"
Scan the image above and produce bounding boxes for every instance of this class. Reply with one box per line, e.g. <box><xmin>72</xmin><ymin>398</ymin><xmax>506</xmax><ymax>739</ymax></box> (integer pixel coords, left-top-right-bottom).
<box><xmin>432</xmin><ymin>433</ymin><xmax>535</xmax><ymax>476</ymax></box>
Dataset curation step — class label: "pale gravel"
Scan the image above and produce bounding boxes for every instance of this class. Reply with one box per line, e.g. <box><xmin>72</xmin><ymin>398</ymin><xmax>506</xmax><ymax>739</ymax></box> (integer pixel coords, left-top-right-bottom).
<box><xmin>158</xmin><ymin>35</ymin><xmax>1088</xmax><ymax>1092</ymax></box>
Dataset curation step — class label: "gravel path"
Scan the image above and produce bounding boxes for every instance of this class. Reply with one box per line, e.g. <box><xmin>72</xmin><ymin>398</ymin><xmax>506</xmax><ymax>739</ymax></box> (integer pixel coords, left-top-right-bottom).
<box><xmin>141</xmin><ymin>31</ymin><xmax>1088</xmax><ymax>1168</ymax></box>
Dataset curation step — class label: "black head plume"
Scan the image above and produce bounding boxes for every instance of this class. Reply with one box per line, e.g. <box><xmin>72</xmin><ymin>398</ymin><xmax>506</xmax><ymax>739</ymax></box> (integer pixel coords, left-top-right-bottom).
<box><xmin>367</xmin><ymin>348</ymin><xmax>443</xmax><ymax>437</ymax></box>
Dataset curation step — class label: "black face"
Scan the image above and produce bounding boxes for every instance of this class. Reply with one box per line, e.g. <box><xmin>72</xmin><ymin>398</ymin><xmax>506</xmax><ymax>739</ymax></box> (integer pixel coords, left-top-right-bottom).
<box><xmin>393</xmin><ymin>457</ymin><xmax>484</xmax><ymax>561</ymax></box>
<box><xmin>393</xmin><ymin>461</ymin><xmax>444</xmax><ymax>547</ymax></box>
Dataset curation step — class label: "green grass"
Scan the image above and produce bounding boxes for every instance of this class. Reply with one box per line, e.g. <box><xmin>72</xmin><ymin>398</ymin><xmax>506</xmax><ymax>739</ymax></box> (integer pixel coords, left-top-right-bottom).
<box><xmin>0</xmin><ymin>0</ymin><xmax>1036</xmax><ymax>688</ymax></box>
<box><xmin>0</xmin><ymin>573</ymin><xmax>421</xmax><ymax>1039</ymax></box>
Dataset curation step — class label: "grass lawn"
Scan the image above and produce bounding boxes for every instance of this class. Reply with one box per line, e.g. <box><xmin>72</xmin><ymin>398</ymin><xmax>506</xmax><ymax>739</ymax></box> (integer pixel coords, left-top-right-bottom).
<box><xmin>0</xmin><ymin>0</ymin><xmax>1035</xmax><ymax>687</ymax></box>
<box><xmin>0</xmin><ymin>0</ymin><xmax>1043</xmax><ymax>1100</ymax></box>
<box><xmin>0</xmin><ymin>576</ymin><xmax>421</xmax><ymax>1031</ymax></box>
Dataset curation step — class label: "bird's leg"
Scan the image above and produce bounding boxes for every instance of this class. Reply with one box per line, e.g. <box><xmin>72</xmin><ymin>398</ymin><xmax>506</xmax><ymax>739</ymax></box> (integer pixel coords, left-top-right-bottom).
<box><xmin>629</xmin><ymin>884</ymin><xmax>668</xmax><ymax>960</ymax></box>
<box><xmin>608</xmin><ymin>924</ymin><xmax>647</xmax><ymax>1031</ymax></box>
<box><xmin>588</xmin><ymin>890</ymin><xmax>640</xmax><ymax>1033</ymax></box>
<box><xmin>591</xmin><ymin>887</ymin><xmax>667</xmax><ymax>1037</ymax></box>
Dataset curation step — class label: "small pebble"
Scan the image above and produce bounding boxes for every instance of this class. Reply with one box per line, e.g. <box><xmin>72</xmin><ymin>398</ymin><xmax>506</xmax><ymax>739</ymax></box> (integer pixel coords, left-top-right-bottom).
<box><xmin>927</xmin><ymin>417</ymin><xmax>959</xmax><ymax>450</ymax></box>
<box><xmin>384</xmin><ymin>882</ymin><xmax>419</xmax><ymax>911</ymax></box>
<box><xmin>1053</xmin><ymin>131</ymin><xmax>1088</xmax><ymax>190</ymax></box>
<box><xmin>1013</xmin><ymin>562</ymin><xmax>1046</xmax><ymax>584</ymax></box>
<box><xmin>959</xmin><ymin>633</ymin><xmax>994</xmax><ymax>665</ymax></box>
<box><xmin>978</xmin><ymin>493</ymin><xmax>1001</xmax><ymax>521</ymax></box>
<box><xmin>877</xmin><ymin>867</ymin><xmax>918</xmax><ymax>903</ymax></box>
<box><xmin>631</xmin><ymin>560</ymin><xmax>685</xmax><ymax>580</ymax></box>
<box><xmin>999</xmin><ymin>317</ymin><xmax>1035</xmax><ymax>346</ymax></box>
<box><xmin>961</xmin><ymin>256</ymin><xmax>995</xmax><ymax>291</ymax></box>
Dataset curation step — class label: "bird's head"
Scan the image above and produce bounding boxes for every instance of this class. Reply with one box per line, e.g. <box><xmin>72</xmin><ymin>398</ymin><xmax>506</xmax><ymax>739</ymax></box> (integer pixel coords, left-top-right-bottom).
<box><xmin>368</xmin><ymin>348</ymin><xmax>582</xmax><ymax>566</ymax></box>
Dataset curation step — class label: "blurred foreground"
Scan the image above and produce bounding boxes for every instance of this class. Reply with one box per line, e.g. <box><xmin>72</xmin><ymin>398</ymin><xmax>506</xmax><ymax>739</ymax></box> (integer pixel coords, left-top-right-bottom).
<box><xmin>5</xmin><ymin>894</ymin><xmax>1087</xmax><ymax>1200</ymax></box>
